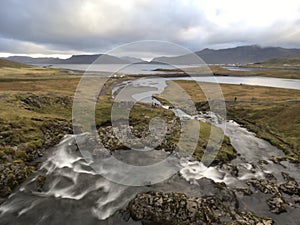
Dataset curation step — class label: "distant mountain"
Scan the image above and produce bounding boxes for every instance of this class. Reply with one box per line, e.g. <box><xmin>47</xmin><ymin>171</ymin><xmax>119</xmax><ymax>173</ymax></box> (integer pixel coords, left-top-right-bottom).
<box><xmin>7</xmin><ymin>56</ymin><xmax>64</xmax><ymax>64</ymax></box>
<box><xmin>0</xmin><ymin>58</ymin><xmax>32</xmax><ymax>68</ymax></box>
<box><xmin>7</xmin><ymin>54</ymin><xmax>135</xmax><ymax>65</ymax></box>
<box><xmin>152</xmin><ymin>45</ymin><xmax>300</xmax><ymax>65</ymax></box>
<box><xmin>120</xmin><ymin>56</ymin><xmax>146</xmax><ymax>63</ymax></box>
<box><xmin>7</xmin><ymin>46</ymin><xmax>300</xmax><ymax>66</ymax></box>
<box><xmin>64</xmin><ymin>54</ymin><xmax>130</xmax><ymax>64</ymax></box>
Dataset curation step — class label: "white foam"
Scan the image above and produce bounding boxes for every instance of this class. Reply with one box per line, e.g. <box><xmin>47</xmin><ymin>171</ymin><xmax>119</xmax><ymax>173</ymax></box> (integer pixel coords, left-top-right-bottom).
<box><xmin>92</xmin><ymin>185</ymin><xmax>127</xmax><ymax>220</ymax></box>
<box><xmin>18</xmin><ymin>200</ymin><xmax>40</xmax><ymax>216</ymax></box>
<box><xmin>180</xmin><ymin>159</ymin><xmax>226</xmax><ymax>183</ymax></box>
<box><xmin>0</xmin><ymin>204</ymin><xmax>15</xmax><ymax>215</ymax></box>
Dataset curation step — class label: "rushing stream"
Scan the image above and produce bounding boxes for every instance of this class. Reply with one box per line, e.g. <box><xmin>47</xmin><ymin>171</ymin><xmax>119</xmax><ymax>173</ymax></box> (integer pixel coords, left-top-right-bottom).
<box><xmin>0</xmin><ymin>77</ymin><xmax>299</xmax><ymax>224</ymax></box>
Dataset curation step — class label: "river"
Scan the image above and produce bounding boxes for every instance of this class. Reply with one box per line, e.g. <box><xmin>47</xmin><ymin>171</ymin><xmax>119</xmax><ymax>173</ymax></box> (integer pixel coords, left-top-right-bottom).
<box><xmin>0</xmin><ymin>76</ymin><xmax>299</xmax><ymax>224</ymax></box>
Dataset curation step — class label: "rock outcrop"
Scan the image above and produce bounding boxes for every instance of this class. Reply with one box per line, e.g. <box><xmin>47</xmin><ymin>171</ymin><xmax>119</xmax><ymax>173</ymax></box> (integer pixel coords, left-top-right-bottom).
<box><xmin>127</xmin><ymin>192</ymin><xmax>274</xmax><ymax>225</ymax></box>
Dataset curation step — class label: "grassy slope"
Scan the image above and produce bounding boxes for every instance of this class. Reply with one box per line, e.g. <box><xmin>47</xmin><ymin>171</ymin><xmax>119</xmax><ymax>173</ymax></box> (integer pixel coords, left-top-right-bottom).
<box><xmin>0</xmin><ymin>67</ymin><xmax>80</xmax><ymax>199</ymax></box>
<box><xmin>160</xmin><ymin>80</ymin><xmax>300</xmax><ymax>162</ymax></box>
<box><xmin>0</xmin><ymin>58</ymin><xmax>32</xmax><ymax>68</ymax></box>
<box><xmin>247</xmin><ymin>56</ymin><xmax>300</xmax><ymax>70</ymax></box>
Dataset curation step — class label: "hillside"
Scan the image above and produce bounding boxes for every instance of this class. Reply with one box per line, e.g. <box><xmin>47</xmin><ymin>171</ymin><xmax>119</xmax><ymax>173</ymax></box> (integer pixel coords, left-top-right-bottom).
<box><xmin>152</xmin><ymin>45</ymin><xmax>300</xmax><ymax>65</ymax></box>
<box><xmin>8</xmin><ymin>54</ymin><xmax>133</xmax><ymax>65</ymax></box>
<box><xmin>0</xmin><ymin>58</ymin><xmax>32</xmax><ymax>68</ymax></box>
<box><xmin>250</xmin><ymin>56</ymin><xmax>300</xmax><ymax>69</ymax></box>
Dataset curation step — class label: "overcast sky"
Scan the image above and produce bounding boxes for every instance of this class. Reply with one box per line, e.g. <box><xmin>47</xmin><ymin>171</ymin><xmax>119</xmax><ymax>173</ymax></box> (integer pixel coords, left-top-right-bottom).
<box><xmin>0</xmin><ymin>0</ymin><xmax>299</xmax><ymax>58</ymax></box>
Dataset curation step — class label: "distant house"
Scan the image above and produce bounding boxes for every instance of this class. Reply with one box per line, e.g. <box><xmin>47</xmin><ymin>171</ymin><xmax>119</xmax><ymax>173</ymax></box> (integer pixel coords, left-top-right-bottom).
<box><xmin>112</xmin><ymin>74</ymin><xmax>125</xmax><ymax>78</ymax></box>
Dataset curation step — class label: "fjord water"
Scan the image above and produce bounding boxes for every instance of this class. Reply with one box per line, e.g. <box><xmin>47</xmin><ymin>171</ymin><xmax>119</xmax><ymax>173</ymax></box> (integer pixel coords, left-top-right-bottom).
<box><xmin>37</xmin><ymin>63</ymin><xmax>190</xmax><ymax>74</ymax></box>
<box><xmin>45</xmin><ymin>63</ymin><xmax>300</xmax><ymax>90</ymax></box>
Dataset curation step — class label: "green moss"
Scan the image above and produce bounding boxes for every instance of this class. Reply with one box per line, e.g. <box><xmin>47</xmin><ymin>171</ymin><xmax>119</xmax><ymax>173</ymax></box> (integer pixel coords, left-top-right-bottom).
<box><xmin>14</xmin><ymin>150</ymin><xmax>28</xmax><ymax>161</ymax></box>
<box><xmin>192</xmin><ymin>123</ymin><xmax>237</xmax><ymax>165</ymax></box>
<box><xmin>0</xmin><ymin>150</ymin><xmax>5</xmax><ymax>159</ymax></box>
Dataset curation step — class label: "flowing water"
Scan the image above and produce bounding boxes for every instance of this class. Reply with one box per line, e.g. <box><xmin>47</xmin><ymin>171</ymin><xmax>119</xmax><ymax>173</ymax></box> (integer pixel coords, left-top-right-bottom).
<box><xmin>0</xmin><ymin>77</ymin><xmax>299</xmax><ymax>224</ymax></box>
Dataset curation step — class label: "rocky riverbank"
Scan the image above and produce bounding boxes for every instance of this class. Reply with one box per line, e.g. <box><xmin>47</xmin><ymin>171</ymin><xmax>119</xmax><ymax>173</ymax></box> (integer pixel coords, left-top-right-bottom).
<box><xmin>0</xmin><ymin>94</ymin><xmax>73</xmax><ymax>201</ymax></box>
<box><xmin>123</xmin><ymin>169</ymin><xmax>300</xmax><ymax>224</ymax></box>
<box><xmin>126</xmin><ymin>191</ymin><xmax>274</xmax><ymax>225</ymax></box>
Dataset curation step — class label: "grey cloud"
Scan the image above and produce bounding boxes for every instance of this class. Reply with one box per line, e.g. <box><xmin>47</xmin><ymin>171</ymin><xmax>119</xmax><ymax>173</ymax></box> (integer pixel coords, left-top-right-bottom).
<box><xmin>0</xmin><ymin>0</ymin><xmax>299</xmax><ymax>55</ymax></box>
<box><xmin>0</xmin><ymin>0</ymin><xmax>207</xmax><ymax>52</ymax></box>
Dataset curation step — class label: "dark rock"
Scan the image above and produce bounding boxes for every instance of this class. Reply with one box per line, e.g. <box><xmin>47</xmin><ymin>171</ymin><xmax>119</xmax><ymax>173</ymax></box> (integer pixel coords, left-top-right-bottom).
<box><xmin>235</xmin><ymin>187</ymin><xmax>253</xmax><ymax>196</ymax></box>
<box><xmin>258</xmin><ymin>160</ymin><xmax>269</xmax><ymax>166</ymax></box>
<box><xmin>247</xmin><ymin>178</ymin><xmax>287</xmax><ymax>214</ymax></box>
<box><xmin>127</xmin><ymin>192</ymin><xmax>274</xmax><ymax>225</ymax></box>
<box><xmin>266</xmin><ymin>194</ymin><xmax>287</xmax><ymax>214</ymax></box>
<box><xmin>119</xmin><ymin>209</ymin><xmax>131</xmax><ymax>222</ymax></box>
<box><xmin>264</xmin><ymin>173</ymin><xmax>277</xmax><ymax>182</ymax></box>
<box><xmin>246</xmin><ymin>179</ymin><xmax>279</xmax><ymax>195</ymax></box>
<box><xmin>279</xmin><ymin>173</ymin><xmax>300</xmax><ymax>196</ymax></box>
<box><xmin>221</xmin><ymin>163</ymin><xmax>239</xmax><ymax>177</ymax></box>
<box><xmin>36</xmin><ymin>174</ymin><xmax>47</xmax><ymax>192</ymax></box>
<box><xmin>293</xmin><ymin>195</ymin><xmax>300</xmax><ymax>204</ymax></box>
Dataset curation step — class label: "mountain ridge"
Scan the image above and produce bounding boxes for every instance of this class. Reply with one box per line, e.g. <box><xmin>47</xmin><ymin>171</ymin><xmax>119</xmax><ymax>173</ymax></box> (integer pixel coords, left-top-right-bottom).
<box><xmin>6</xmin><ymin>45</ymin><xmax>300</xmax><ymax>65</ymax></box>
<box><xmin>0</xmin><ymin>58</ymin><xmax>32</xmax><ymax>68</ymax></box>
<box><xmin>152</xmin><ymin>45</ymin><xmax>300</xmax><ymax>65</ymax></box>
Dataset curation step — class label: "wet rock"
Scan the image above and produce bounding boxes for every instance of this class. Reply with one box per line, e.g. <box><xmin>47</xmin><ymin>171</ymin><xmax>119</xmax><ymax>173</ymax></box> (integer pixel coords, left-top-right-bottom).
<box><xmin>247</xmin><ymin>178</ymin><xmax>287</xmax><ymax>214</ymax></box>
<box><xmin>266</xmin><ymin>194</ymin><xmax>287</xmax><ymax>214</ymax></box>
<box><xmin>279</xmin><ymin>172</ymin><xmax>300</xmax><ymax>196</ymax></box>
<box><xmin>264</xmin><ymin>173</ymin><xmax>277</xmax><ymax>182</ymax></box>
<box><xmin>258</xmin><ymin>160</ymin><xmax>269</xmax><ymax>166</ymax></box>
<box><xmin>36</xmin><ymin>174</ymin><xmax>47</xmax><ymax>192</ymax></box>
<box><xmin>127</xmin><ymin>192</ymin><xmax>274</xmax><ymax>225</ymax></box>
<box><xmin>97</xmin><ymin>122</ymin><xmax>179</xmax><ymax>152</ymax></box>
<box><xmin>119</xmin><ymin>209</ymin><xmax>131</xmax><ymax>222</ymax></box>
<box><xmin>246</xmin><ymin>179</ymin><xmax>279</xmax><ymax>195</ymax></box>
<box><xmin>293</xmin><ymin>195</ymin><xmax>300</xmax><ymax>204</ymax></box>
<box><xmin>221</xmin><ymin>163</ymin><xmax>239</xmax><ymax>177</ymax></box>
<box><xmin>235</xmin><ymin>187</ymin><xmax>253</xmax><ymax>196</ymax></box>
<box><xmin>212</xmin><ymin>180</ymin><xmax>239</xmax><ymax>210</ymax></box>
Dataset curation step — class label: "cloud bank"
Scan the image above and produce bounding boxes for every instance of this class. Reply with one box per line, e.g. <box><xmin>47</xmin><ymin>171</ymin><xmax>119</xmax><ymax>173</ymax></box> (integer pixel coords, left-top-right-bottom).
<box><xmin>0</xmin><ymin>0</ymin><xmax>299</xmax><ymax>56</ymax></box>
